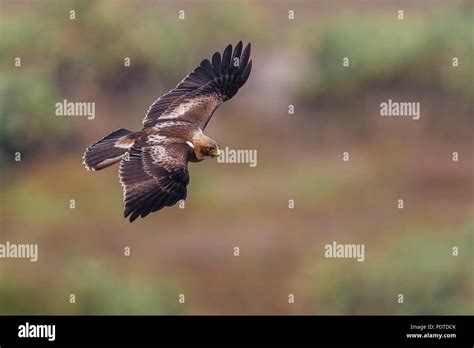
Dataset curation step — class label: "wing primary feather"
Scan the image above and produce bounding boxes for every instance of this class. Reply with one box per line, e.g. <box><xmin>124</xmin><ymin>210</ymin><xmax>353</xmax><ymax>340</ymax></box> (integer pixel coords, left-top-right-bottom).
<box><xmin>200</xmin><ymin>59</ymin><xmax>215</xmax><ymax>77</ymax></box>
<box><xmin>129</xmin><ymin>209</ymin><xmax>141</xmax><ymax>222</ymax></box>
<box><xmin>221</xmin><ymin>44</ymin><xmax>232</xmax><ymax>74</ymax></box>
<box><xmin>231</xmin><ymin>41</ymin><xmax>243</xmax><ymax>70</ymax></box>
<box><xmin>240</xmin><ymin>60</ymin><xmax>252</xmax><ymax>86</ymax></box>
<box><xmin>212</xmin><ymin>52</ymin><xmax>222</xmax><ymax>75</ymax></box>
<box><xmin>239</xmin><ymin>42</ymin><xmax>251</xmax><ymax>74</ymax></box>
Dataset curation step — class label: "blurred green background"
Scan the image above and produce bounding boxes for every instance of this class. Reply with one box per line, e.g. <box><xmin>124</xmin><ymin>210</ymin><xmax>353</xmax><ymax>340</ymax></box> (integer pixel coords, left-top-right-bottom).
<box><xmin>0</xmin><ymin>0</ymin><xmax>472</xmax><ymax>314</ymax></box>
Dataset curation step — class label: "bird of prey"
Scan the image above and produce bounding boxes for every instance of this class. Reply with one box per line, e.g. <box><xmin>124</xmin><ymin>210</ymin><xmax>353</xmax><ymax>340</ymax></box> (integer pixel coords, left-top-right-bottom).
<box><xmin>83</xmin><ymin>42</ymin><xmax>252</xmax><ymax>222</ymax></box>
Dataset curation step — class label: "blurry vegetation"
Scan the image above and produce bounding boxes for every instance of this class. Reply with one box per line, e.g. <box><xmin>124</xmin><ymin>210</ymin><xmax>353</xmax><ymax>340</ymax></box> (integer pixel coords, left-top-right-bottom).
<box><xmin>296</xmin><ymin>6</ymin><xmax>474</xmax><ymax>103</ymax></box>
<box><xmin>0</xmin><ymin>259</ymin><xmax>184</xmax><ymax>314</ymax></box>
<box><xmin>297</xmin><ymin>227</ymin><xmax>473</xmax><ymax>314</ymax></box>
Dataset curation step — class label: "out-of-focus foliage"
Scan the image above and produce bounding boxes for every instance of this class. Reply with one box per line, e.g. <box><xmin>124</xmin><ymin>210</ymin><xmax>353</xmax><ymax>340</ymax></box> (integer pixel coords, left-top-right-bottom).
<box><xmin>0</xmin><ymin>258</ymin><xmax>184</xmax><ymax>314</ymax></box>
<box><xmin>295</xmin><ymin>6</ymin><xmax>474</xmax><ymax>102</ymax></box>
<box><xmin>296</xmin><ymin>228</ymin><xmax>473</xmax><ymax>314</ymax></box>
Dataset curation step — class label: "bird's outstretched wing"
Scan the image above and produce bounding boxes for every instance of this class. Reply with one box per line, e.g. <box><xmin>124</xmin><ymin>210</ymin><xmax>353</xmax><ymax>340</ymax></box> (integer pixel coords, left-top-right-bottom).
<box><xmin>142</xmin><ymin>41</ymin><xmax>252</xmax><ymax>130</ymax></box>
<box><xmin>119</xmin><ymin>136</ymin><xmax>190</xmax><ymax>222</ymax></box>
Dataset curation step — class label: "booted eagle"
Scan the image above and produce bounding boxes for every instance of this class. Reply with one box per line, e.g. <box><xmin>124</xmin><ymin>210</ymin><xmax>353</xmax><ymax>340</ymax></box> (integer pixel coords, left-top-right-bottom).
<box><xmin>83</xmin><ymin>42</ymin><xmax>252</xmax><ymax>222</ymax></box>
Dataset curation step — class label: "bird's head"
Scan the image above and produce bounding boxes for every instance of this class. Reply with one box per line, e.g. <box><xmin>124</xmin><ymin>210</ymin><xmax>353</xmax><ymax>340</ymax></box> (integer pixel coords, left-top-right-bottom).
<box><xmin>191</xmin><ymin>133</ymin><xmax>222</xmax><ymax>161</ymax></box>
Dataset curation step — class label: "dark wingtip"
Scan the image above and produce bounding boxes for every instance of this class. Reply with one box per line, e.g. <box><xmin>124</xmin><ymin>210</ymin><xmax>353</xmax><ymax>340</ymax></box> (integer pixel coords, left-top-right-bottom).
<box><xmin>212</xmin><ymin>52</ymin><xmax>222</xmax><ymax>74</ymax></box>
<box><xmin>129</xmin><ymin>212</ymin><xmax>140</xmax><ymax>222</ymax></box>
<box><xmin>240</xmin><ymin>60</ymin><xmax>252</xmax><ymax>86</ymax></box>
<box><xmin>200</xmin><ymin>59</ymin><xmax>214</xmax><ymax>76</ymax></box>
<box><xmin>239</xmin><ymin>43</ymin><xmax>251</xmax><ymax>72</ymax></box>
<box><xmin>188</xmin><ymin>41</ymin><xmax>252</xmax><ymax>101</ymax></box>
<box><xmin>232</xmin><ymin>41</ymin><xmax>243</xmax><ymax>61</ymax></box>
<box><xmin>125</xmin><ymin>207</ymin><xmax>141</xmax><ymax>222</ymax></box>
<box><xmin>124</xmin><ymin>207</ymin><xmax>132</xmax><ymax>218</ymax></box>
<box><xmin>221</xmin><ymin>44</ymin><xmax>232</xmax><ymax>74</ymax></box>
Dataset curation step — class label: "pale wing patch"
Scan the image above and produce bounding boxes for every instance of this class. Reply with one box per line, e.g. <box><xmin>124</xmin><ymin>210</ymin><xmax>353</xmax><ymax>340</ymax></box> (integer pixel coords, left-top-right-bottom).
<box><xmin>159</xmin><ymin>99</ymin><xmax>199</xmax><ymax>120</ymax></box>
<box><xmin>185</xmin><ymin>141</ymin><xmax>194</xmax><ymax>149</ymax></box>
<box><xmin>114</xmin><ymin>137</ymin><xmax>135</xmax><ymax>149</ymax></box>
<box><xmin>153</xmin><ymin>94</ymin><xmax>221</xmax><ymax>128</ymax></box>
<box><xmin>114</xmin><ymin>143</ymin><xmax>132</xmax><ymax>149</ymax></box>
<box><xmin>147</xmin><ymin>134</ymin><xmax>171</xmax><ymax>145</ymax></box>
<box><xmin>153</xmin><ymin>121</ymin><xmax>190</xmax><ymax>129</ymax></box>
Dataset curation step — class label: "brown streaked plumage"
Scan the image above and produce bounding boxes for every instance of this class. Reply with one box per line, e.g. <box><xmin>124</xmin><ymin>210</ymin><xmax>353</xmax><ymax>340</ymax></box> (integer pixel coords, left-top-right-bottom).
<box><xmin>83</xmin><ymin>42</ymin><xmax>252</xmax><ymax>222</ymax></box>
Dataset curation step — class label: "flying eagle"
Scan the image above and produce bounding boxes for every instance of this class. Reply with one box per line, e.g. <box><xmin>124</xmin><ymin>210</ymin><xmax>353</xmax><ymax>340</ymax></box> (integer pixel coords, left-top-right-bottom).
<box><xmin>83</xmin><ymin>42</ymin><xmax>252</xmax><ymax>222</ymax></box>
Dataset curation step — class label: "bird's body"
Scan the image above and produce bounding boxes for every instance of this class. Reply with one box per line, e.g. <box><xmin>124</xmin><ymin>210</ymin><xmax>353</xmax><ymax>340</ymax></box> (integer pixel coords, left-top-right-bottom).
<box><xmin>110</xmin><ymin>124</ymin><xmax>221</xmax><ymax>163</ymax></box>
<box><xmin>83</xmin><ymin>42</ymin><xmax>252</xmax><ymax>222</ymax></box>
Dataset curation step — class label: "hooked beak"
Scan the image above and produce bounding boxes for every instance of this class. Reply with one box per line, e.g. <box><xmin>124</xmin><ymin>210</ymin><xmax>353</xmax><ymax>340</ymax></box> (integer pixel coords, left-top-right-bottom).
<box><xmin>210</xmin><ymin>147</ymin><xmax>222</xmax><ymax>157</ymax></box>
